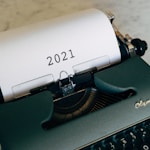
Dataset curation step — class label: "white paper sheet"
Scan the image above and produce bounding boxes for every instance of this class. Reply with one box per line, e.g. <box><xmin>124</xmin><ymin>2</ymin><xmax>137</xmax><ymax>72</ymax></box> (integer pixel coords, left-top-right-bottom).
<box><xmin>0</xmin><ymin>9</ymin><xmax>121</xmax><ymax>102</ymax></box>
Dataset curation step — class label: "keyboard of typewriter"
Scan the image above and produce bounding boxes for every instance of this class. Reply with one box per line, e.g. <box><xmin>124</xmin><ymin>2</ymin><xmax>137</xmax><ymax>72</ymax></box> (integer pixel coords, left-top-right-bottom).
<box><xmin>80</xmin><ymin>119</ymin><xmax>150</xmax><ymax>150</ymax></box>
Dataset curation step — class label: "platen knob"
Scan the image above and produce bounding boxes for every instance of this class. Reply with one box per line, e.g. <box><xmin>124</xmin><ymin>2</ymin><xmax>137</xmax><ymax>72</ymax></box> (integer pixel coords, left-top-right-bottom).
<box><xmin>131</xmin><ymin>38</ymin><xmax>148</xmax><ymax>56</ymax></box>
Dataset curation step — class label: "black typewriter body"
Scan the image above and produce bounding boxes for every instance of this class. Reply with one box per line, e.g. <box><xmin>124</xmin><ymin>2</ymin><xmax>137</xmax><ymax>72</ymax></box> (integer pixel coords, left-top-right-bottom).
<box><xmin>0</xmin><ymin>57</ymin><xmax>150</xmax><ymax>150</ymax></box>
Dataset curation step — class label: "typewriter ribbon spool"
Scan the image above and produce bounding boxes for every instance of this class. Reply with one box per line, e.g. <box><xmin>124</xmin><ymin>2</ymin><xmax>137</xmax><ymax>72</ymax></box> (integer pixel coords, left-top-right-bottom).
<box><xmin>0</xmin><ymin>8</ymin><xmax>147</xmax><ymax>104</ymax></box>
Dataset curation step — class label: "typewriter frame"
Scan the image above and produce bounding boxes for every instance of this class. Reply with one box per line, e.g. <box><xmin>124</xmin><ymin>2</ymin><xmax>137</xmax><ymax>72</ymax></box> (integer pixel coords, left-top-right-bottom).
<box><xmin>0</xmin><ymin>57</ymin><xmax>150</xmax><ymax>150</ymax></box>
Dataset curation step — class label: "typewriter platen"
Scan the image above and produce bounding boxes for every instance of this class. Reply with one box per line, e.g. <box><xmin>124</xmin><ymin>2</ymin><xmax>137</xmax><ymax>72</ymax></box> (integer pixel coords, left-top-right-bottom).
<box><xmin>0</xmin><ymin>9</ymin><xmax>149</xmax><ymax>150</ymax></box>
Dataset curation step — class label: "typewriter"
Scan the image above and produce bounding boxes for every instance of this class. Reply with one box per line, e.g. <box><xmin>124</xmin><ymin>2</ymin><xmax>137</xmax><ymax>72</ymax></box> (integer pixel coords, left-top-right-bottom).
<box><xmin>0</xmin><ymin>9</ymin><xmax>149</xmax><ymax>150</ymax></box>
